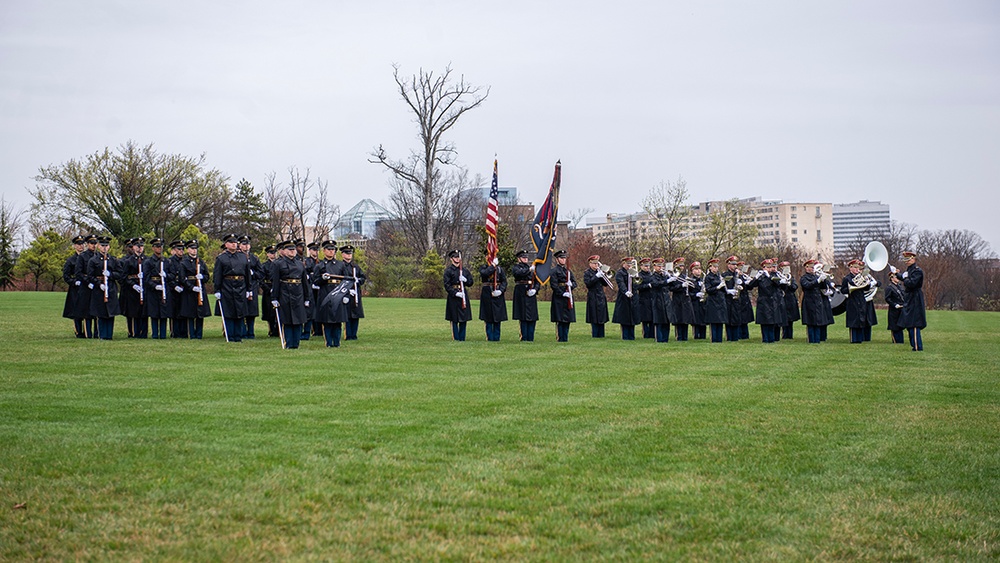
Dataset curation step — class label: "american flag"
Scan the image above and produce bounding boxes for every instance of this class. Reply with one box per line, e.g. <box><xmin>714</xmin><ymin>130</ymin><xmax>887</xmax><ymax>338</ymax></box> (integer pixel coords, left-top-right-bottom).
<box><xmin>485</xmin><ymin>159</ymin><xmax>499</xmax><ymax>264</ymax></box>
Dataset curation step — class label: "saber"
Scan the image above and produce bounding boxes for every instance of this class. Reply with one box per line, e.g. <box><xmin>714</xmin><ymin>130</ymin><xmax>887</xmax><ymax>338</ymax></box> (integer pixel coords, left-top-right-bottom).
<box><xmin>274</xmin><ymin>306</ymin><xmax>286</xmax><ymax>349</ymax></box>
<box><xmin>217</xmin><ymin>294</ymin><xmax>229</xmax><ymax>342</ymax></box>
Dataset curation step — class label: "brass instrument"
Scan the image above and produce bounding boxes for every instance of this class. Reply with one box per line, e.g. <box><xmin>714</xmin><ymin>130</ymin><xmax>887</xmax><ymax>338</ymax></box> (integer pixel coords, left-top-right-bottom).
<box><xmin>596</xmin><ymin>262</ymin><xmax>615</xmax><ymax>290</ymax></box>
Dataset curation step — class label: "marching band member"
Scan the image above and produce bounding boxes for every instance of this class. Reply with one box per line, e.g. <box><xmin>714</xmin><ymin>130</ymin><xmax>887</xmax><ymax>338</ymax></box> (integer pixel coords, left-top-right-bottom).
<box><xmin>443</xmin><ymin>250</ymin><xmax>473</xmax><ymax>341</ymax></box>
<box><xmin>779</xmin><ymin>261</ymin><xmax>800</xmax><ymax>340</ymax></box>
<box><xmin>703</xmin><ymin>258</ymin><xmax>728</xmax><ymax>343</ymax></box>
<box><xmin>736</xmin><ymin>261</ymin><xmax>754</xmax><ymax>340</ymax></box>
<box><xmin>841</xmin><ymin>259</ymin><xmax>874</xmax><ymax>344</ymax></box>
<box><xmin>688</xmin><ymin>261</ymin><xmax>707</xmax><ymax>339</ymax></box>
<box><xmin>721</xmin><ymin>256</ymin><xmax>741</xmax><ymax>342</ymax></box>
<box><xmin>549</xmin><ymin>250</ymin><xmax>576</xmax><ymax>342</ymax></box>
<box><xmin>893</xmin><ymin>251</ymin><xmax>926</xmax><ymax>351</ymax></box>
<box><xmin>511</xmin><ymin>250</ymin><xmax>538</xmax><ymax>341</ymax></box>
<box><xmin>667</xmin><ymin>258</ymin><xmax>695</xmax><ymax>342</ymax></box>
<box><xmin>800</xmin><ymin>259</ymin><xmax>835</xmax><ymax>344</ymax></box>
<box><xmin>637</xmin><ymin>258</ymin><xmax>655</xmax><ymax>339</ymax></box>
<box><xmin>650</xmin><ymin>258</ymin><xmax>672</xmax><ymax>343</ymax></box>
<box><xmin>583</xmin><ymin>255</ymin><xmax>610</xmax><ymax>338</ymax></box>
<box><xmin>612</xmin><ymin>257</ymin><xmax>639</xmax><ymax>340</ymax></box>
<box><xmin>746</xmin><ymin>258</ymin><xmax>788</xmax><ymax>343</ymax></box>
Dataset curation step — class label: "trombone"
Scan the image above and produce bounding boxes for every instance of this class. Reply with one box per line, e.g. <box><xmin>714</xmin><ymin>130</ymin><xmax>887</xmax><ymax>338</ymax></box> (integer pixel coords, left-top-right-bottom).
<box><xmin>596</xmin><ymin>261</ymin><xmax>615</xmax><ymax>290</ymax></box>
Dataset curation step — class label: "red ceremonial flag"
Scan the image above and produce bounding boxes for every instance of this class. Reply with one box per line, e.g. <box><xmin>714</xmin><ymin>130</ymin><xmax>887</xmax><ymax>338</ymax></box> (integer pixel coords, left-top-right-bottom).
<box><xmin>531</xmin><ymin>161</ymin><xmax>561</xmax><ymax>286</ymax></box>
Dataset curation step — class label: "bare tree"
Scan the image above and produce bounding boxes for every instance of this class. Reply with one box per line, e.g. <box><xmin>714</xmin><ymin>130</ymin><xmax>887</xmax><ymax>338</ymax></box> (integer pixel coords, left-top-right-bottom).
<box><xmin>285</xmin><ymin>167</ymin><xmax>316</xmax><ymax>240</ymax></box>
<box><xmin>641</xmin><ymin>177</ymin><xmax>694</xmax><ymax>258</ymax></box>
<box><xmin>261</xmin><ymin>171</ymin><xmax>292</xmax><ymax>240</ymax></box>
<box><xmin>370</xmin><ymin>64</ymin><xmax>489</xmax><ymax>256</ymax></box>
<box><xmin>565</xmin><ymin>207</ymin><xmax>595</xmax><ymax>230</ymax></box>
<box><xmin>696</xmin><ymin>199</ymin><xmax>759</xmax><ymax>260</ymax></box>
<box><xmin>311</xmin><ymin>177</ymin><xmax>340</xmax><ymax>242</ymax></box>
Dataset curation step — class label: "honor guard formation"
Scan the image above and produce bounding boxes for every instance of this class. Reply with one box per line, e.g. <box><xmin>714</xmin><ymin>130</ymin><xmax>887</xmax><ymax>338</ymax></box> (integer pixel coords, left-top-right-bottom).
<box><xmin>61</xmin><ymin>236</ymin><xmax>926</xmax><ymax>351</ymax></box>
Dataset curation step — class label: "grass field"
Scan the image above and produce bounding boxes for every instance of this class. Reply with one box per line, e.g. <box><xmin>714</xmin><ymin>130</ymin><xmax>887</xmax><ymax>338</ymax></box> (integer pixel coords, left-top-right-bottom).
<box><xmin>1</xmin><ymin>292</ymin><xmax>998</xmax><ymax>560</ymax></box>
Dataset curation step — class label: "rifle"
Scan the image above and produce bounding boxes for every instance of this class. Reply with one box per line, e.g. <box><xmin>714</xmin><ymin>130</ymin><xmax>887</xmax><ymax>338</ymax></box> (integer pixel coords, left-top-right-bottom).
<box><xmin>137</xmin><ymin>254</ymin><xmax>144</xmax><ymax>306</ymax></box>
<box><xmin>196</xmin><ymin>257</ymin><xmax>203</xmax><ymax>307</ymax></box>
<box><xmin>458</xmin><ymin>258</ymin><xmax>467</xmax><ymax>310</ymax></box>
<box><xmin>159</xmin><ymin>259</ymin><xmax>167</xmax><ymax>303</ymax></box>
<box><xmin>103</xmin><ymin>255</ymin><xmax>109</xmax><ymax>303</ymax></box>
<box><xmin>566</xmin><ymin>264</ymin><xmax>574</xmax><ymax>310</ymax></box>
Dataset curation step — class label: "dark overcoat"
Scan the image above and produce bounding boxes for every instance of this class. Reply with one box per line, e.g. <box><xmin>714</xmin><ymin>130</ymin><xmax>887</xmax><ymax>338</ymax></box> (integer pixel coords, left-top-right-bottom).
<box><xmin>214</xmin><ymin>250</ymin><xmax>250</xmax><ymax>318</ymax></box>
<box><xmin>511</xmin><ymin>262</ymin><xmax>539</xmax><ymax>322</ymax></box>
<box><xmin>478</xmin><ymin>264</ymin><xmax>508</xmax><ymax>323</ymax></box>
<box><xmin>443</xmin><ymin>263</ymin><xmax>473</xmax><ymax>322</ymax></box>
<box><xmin>583</xmin><ymin>268</ymin><xmax>609</xmax><ymax>324</ymax></box>
<box><xmin>142</xmin><ymin>254</ymin><xmax>173</xmax><ymax>319</ymax></box>
<box><xmin>549</xmin><ymin>264</ymin><xmax>576</xmax><ymax>323</ymax></box>
<box><xmin>87</xmin><ymin>253</ymin><xmax>122</xmax><ymax>318</ymax></box>
<box><xmin>800</xmin><ymin>272</ymin><xmax>834</xmax><ymax>327</ymax></box>
<box><xmin>270</xmin><ymin>255</ymin><xmax>310</xmax><ymax>325</ymax></box>
<box><xmin>612</xmin><ymin>267</ymin><xmax>639</xmax><ymax>325</ymax></box>
<box><xmin>703</xmin><ymin>271</ymin><xmax>729</xmax><ymax>324</ymax></box>
<box><xmin>899</xmin><ymin>264</ymin><xmax>927</xmax><ymax>329</ymax></box>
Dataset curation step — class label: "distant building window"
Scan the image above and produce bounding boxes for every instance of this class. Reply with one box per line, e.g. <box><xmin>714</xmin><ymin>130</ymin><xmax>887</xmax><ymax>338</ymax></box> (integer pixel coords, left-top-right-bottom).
<box><xmin>792</xmin><ymin>206</ymin><xmax>797</xmax><ymax>211</ymax></box>
<box><xmin>792</xmin><ymin>230</ymin><xmax>798</xmax><ymax>234</ymax></box>
<box><xmin>791</xmin><ymin>214</ymin><xmax>797</xmax><ymax>219</ymax></box>
<box><xmin>792</xmin><ymin>237</ymin><xmax>799</xmax><ymax>242</ymax></box>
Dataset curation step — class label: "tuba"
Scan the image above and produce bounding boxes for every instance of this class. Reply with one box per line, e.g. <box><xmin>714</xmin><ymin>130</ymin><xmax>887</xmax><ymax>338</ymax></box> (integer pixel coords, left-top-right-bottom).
<box><xmin>863</xmin><ymin>241</ymin><xmax>889</xmax><ymax>272</ymax></box>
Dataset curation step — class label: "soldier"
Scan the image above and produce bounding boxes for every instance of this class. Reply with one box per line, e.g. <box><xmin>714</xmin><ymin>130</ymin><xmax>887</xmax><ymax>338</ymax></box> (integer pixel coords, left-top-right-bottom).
<box><xmin>800</xmin><ymin>259</ymin><xmax>835</xmax><ymax>344</ymax></box>
<box><xmin>62</xmin><ymin>235</ymin><xmax>87</xmax><ymax>337</ymax></box>
<box><xmin>893</xmin><ymin>251</ymin><xmax>926</xmax><ymax>351</ymax></box>
<box><xmin>78</xmin><ymin>234</ymin><xmax>98</xmax><ymax>338</ymax></box>
<box><xmin>746</xmin><ymin>258</ymin><xmax>789</xmax><ymax>343</ymax></box>
<box><xmin>270</xmin><ymin>239</ymin><xmax>311</xmax><ymax>349</ymax></box>
<box><xmin>119</xmin><ymin>238</ymin><xmax>146</xmax><ymax>338</ymax></box>
<box><xmin>142</xmin><ymin>238</ymin><xmax>173</xmax><ymax>339</ymax></box>
<box><xmin>86</xmin><ymin>236</ymin><xmax>121</xmax><ymax>340</ymax></box>
<box><xmin>312</xmin><ymin>240</ymin><xmax>347</xmax><ymax>347</ymax></box>
<box><xmin>168</xmin><ymin>240</ymin><xmax>189</xmax><ymax>338</ymax></box>
<box><xmin>303</xmin><ymin>241</ymin><xmax>320</xmax><ymax>339</ymax></box>
<box><xmin>213</xmin><ymin>234</ymin><xmax>251</xmax><ymax>342</ymax></box>
<box><xmin>736</xmin><ymin>261</ymin><xmax>754</xmax><ymax>340</ymax></box>
<box><xmin>443</xmin><ymin>250</ymin><xmax>473</xmax><ymax>341</ymax></box>
<box><xmin>510</xmin><ymin>250</ymin><xmax>539</xmax><ymax>341</ymax></box>
<box><xmin>635</xmin><ymin>258</ymin><xmax>655</xmax><ymax>339</ymax></box>
<box><xmin>549</xmin><ymin>250</ymin><xmax>576</xmax><ymax>342</ymax></box>
<box><xmin>667</xmin><ymin>258</ymin><xmax>695</xmax><ymax>342</ymax></box>
<box><xmin>779</xmin><ymin>261</ymin><xmax>800</xmax><ymax>340</ymax></box>
<box><xmin>688</xmin><ymin>261</ymin><xmax>707</xmax><ymax>339</ymax></box>
<box><xmin>478</xmin><ymin>255</ymin><xmax>508</xmax><ymax>341</ymax></box>
<box><xmin>841</xmin><ymin>259</ymin><xmax>875</xmax><ymax>344</ymax></box>
<box><xmin>239</xmin><ymin>235</ymin><xmax>262</xmax><ymax>339</ymax></box>
<box><xmin>582</xmin><ymin>255</ymin><xmax>610</xmax><ymax>338</ymax></box>
<box><xmin>650</xmin><ymin>258</ymin><xmax>672</xmax><ymax>343</ymax></box>
<box><xmin>260</xmin><ymin>244</ymin><xmax>278</xmax><ymax>337</ymax></box>
<box><xmin>721</xmin><ymin>256</ymin><xmax>742</xmax><ymax>342</ymax></box>
<box><xmin>612</xmin><ymin>257</ymin><xmax>640</xmax><ymax>340</ymax></box>
<box><xmin>339</xmin><ymin>245</ymin><xmax>366</xmax><ymax>340</ymax></box>
<box><xmin>703</xmin><ymin>258</ymin><xmax>729</xmax><ymax>343</ymax></box>
<box><xmin>179</xmin><ymin>240</ymin><xmax>211</xmax><ymax>339</ymax></box>
<box><xmin>884</xmin><ymin>270</ymin><xmax>905</xmax><ymax>344</ymax></box>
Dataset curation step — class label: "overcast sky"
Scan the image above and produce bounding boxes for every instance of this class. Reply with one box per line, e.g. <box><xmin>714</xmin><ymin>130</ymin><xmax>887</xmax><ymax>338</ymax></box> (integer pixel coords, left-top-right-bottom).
<box><xmin>2</xmin><ymin>1</ymin><xmax>998</xmax><ymax>252</ymax></box>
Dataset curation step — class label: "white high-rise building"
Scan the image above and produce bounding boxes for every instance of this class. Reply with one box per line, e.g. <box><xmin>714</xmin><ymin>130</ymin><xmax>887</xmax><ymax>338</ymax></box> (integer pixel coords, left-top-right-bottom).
<box><xmin>832</xmin><ymin>200</ymin><xmax>891</xmax><ymax>255</ymax></box>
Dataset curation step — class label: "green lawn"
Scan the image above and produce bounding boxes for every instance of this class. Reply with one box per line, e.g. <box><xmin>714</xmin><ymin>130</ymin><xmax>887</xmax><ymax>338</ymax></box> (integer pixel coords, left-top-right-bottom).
<box><xmin>1</xmin><ymin>292</ymin><xmax>998</xmax><ymax>560</ymax></box>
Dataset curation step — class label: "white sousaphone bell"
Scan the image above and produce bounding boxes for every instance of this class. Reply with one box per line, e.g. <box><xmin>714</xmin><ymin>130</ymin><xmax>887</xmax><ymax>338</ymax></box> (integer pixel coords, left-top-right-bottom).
<box><xmin>863</xmin><ymin>241</ymin><xmax>889</xmax><ymax>272</ymax></box>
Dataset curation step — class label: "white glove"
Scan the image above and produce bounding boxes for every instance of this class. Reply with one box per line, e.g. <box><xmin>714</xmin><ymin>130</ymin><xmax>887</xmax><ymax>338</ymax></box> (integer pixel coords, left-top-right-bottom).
<box><xmin>343</xmin><ymin>296</ymin><xmax>350</xmax><ymax>303</ymax></box>
<box><xmin>137</xmin><ymin>272</ymin><xmax>143</xmax><ymax>280</ymax></box>
<box><xmin>756</xmin><ymin>270</ymin><xmax>765</xmax><ymax>278</ymax></box>
<box><xmin>491</xmin><ymin>290</ymin><xmax>502</xmax><ymax>297</ymax></box>
<box><xmin>696</xmin><ymin>292</ymin><xmax>705</xmax><ymax>299</ymax></box>
<box><xmin>817</xmin><ymin>272</ymin><xmax>827</xmax><ymax>281</ymax></box>
<box><xmin>667</xmin><ymin>276</ymin><xmax>678</xmax><ymax>283</ymax></box>
<box><xmin>726</xmin><ymin>288</ymin><xmax>737</xmax><ymax>296</ymax></box>
<box><xmin>491</xmin><ymin>257</ymin><xmax>498</xmax><ymax>266</ymax></box>
<box><xmin>174</xmin><ymin>286</ymin><xmax>184</xmax><ymax>293</ymax></box>
<box><xmin>895</xmin><ymin>304</ymin><xmax>903</xmax><ymax>309</ymax></box>
<box><xmin>246</xmin><ymin>291</ymin><xmax>252</xmax><ymax>299</ymax></box>
<box><xmin>304</xmin><ymin>300</ymin><xmax>310</xmax><ymax>307</ymax></box>
<box><xmin>455</xmin><ymin>291</ymin><xmax>465</xmax><ymax>299</ymax></box>
<box><xmin>311</xmin><ymin>284</ymin><xmax>320</xmax><ymax>290</ymax></box>
<box><xmin>195</xmin><ymin>274</ymin><xmax>203</xmax><ymax>280</ymax></box>
<box><xmin>271</xmin><ymin>300</ymin><xmax>280</xmax><ymax>308</ymax></box>
<box><xmin>889</xmin><ymin>265</ymin><xmax>897</xmax><ymax>274</ymax></box>
<box><xmin>562</xmin><ymin>292</ymin><xmax>572</xmax><ymax>298</ymax></box>
<box><xmin>459</xmin><ymin>275</ymin><xmax>467</xmax><ymax>283</ymax></box>
<box><xmin>529</xmin><ymin>264</ymin><xmax>536</xmax><ymax>272</ymax></box>
<box><xmin>88</xmin><ymin>283</ymin><xmax>94</xmax><ymax>289</ymax></box>
<box><xmin>100</xmin><ymin>283</ymin><xmax>107</xmax><ymax>291</ymax></box>
<box><xmin>717</xmin><ymin>282</ymin><xmax>726</xmax><ymax>290</ymax></box>
<box><xmin>349</xmin><ymin>289</ymin><xmax>356</xmax><ymax>296</ymax></box>
<box><xmin>155</xmin><ymin>284</ymin><xmax>164</xmax><ymax>291</ymax></box>
<box><xmin>74</xmin><ymin>280</ymin><xmax>81</xmax><ymax>286</ymax></box>
<box><xmin>102</xmin><ymin>269</ymin><xmax>110</xmax><ymax>278</ymax></box>
<box><xmin>133</xmin><ymin>284</ymin><xmax>142</xmax><ymax>292</ymax></box>
<box><xmin>625</xmin><ymin>291</ymin><xmax>633</xmax><ymax>298</ymax></box>
<box><xmin>902</xmin><ymin>271</ymin><xmax>908</xmax><ymax>279</ymax></box>
<box><xmin>214</xmin><ymin>292</ymin><xmax>222</xmax><ymax>299</ymax></box>
<box><xmin>527</xmin><ymin>289</ymin><xmax>537</xmax><ymax>297</ymax></box>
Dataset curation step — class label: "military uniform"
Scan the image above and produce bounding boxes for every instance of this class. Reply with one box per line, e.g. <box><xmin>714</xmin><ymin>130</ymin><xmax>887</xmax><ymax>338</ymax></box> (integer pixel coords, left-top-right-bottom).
<box><xmin>142</xmin><ymin>239</ymin><xmax>173</xmax><ymax>339</ymax></box>
<box><xmin>779</xmin><ymin>262</ymin><xmax>800</xmax><ymax>340</ymax></box>
<box><xmin>62</xmin><ymin>236</ymin><xmax>88</xmax><ymax>337</ymax></box>
<box><xmin>178</xmin><ymin>241</ymin><xmax>211</xmax><ymax>339</ymax></box>
<box><xmin>548</xmin><ymin>251</ymin><xmax>576</xmax><ymax>342</ymax></box>
<box><xmin>898</xmin><ymin>252</ymin><xmax>926</xmax><ymax>351</ymax></box>
<box><xmin>703</xmin><ymin>260</ymin><xmax>729</xmax><ymax>343</ymax></box>
<box><xmin>721</xmin><ymin>258</ymin><xmax>742</xmax><ymax>341</ymax></box>
<box><xmin>120</xmin><ymin>238</ymin><xmax>148</xmax><ymax>338</ymax></box>
<box><xmin>841</xmin><ymin>260</ymin><xmax>875</xmax><ymax>344</ymax></box>
<box><xmin>667</xmin><ymin>260</ymin><xmax>695</xmax><ymax>341</ymax></box>
<box><xmin>800</xmin><ymin>260</ymin><xmax>836</xmax><ymax>343</ymax></box>
<box><xmin>612</xmin><ymin>261</ymin><xmax>640</xmax><ymax>340</ymax></box>
<box><xmin>478</xmin><ymin>262</ymin><xmax>508</xmax><ymax>341</ymax></box>
<box><xmin>510</xmin><ymin>251</ymin><xmax>539</xmax><ymax>341</ymax></box>
<box><xmin>271</xmin><ymin>240</ymin><xmax>311</xmax><ymax>349</ymax></box>
<box><xmin>636</xmin><ymin>261</ymin><xmax>655</xmax><ymax>338</ymax></box>
<box><xmin>338</xmin><ymin>246</ymin><xmax>366</xmax><ymax>340</ymax></box>
<box><xmin>213</xmin><ymin>235</ymin><xmax>251</xmax><ymax>342</ymax></box>
<box><xmin>168</xmin><ymin>241</ymin><xmax>189</xmax><ymax>338</ymax></box>
<box><xmin>443</xmin><ymin>251</ymin><xmax>473</xmax><ymax>341</ymax></box>
<box><xmin>583</xmin><ymin>257</ymin><xmax>610</xmax><ymax>338</ymax></box>
<box><xmin>650</xmin><ymin>260</ymin><xmax>672</xmax><ymax>343</ymax></box>
<box><xmin>86</xmin><ymin>237</ymin><xmax>121</xmax><ymax>340</ymax></box>
<box><xmin>688</xmin><ymin>262</ymin><xmax>707</xmax><ymax>339</ymax></box>
<box><xmin>884</xmin><ymin>275</ymin><xmax>905</xmax><ymax>344</ymax></box>
<box><xmin>312</xmin><ymin>242</ymin><xmax>347</xmax><ymax>347</ymax></box>
<box><xmin>746</xmin><ymin>260</ymin><xmax>788</xmax><ymax>343</ymax></box>
<box><xmin>240</xmin><ymin>236</ymin><xmax>262</xmax><ymax>339</ymax></box>
<box><xmin>260</xmin><ymin>247</ymin><xmax>278</xmax><ymax>337</ymax></box>
<box><xmin>303</xmin><ymin>241</ymin><xmax>319</xmax><ymax>339</ymax></box>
